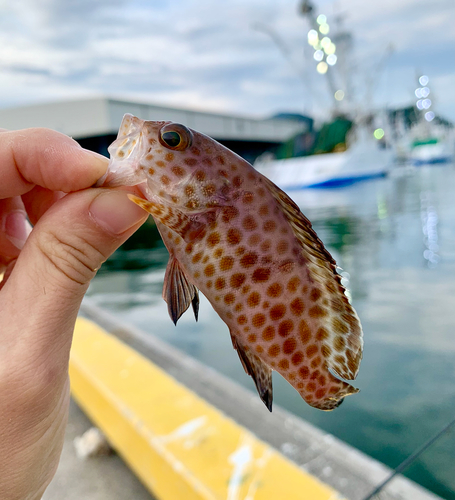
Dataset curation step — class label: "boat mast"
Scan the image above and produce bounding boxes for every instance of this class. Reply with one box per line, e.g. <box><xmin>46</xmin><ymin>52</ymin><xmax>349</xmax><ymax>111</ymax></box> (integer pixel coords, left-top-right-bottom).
<box><xmin>299</xmin><ymin>0</ymin><xmax>339</xmax><ymax>110</ymax></box>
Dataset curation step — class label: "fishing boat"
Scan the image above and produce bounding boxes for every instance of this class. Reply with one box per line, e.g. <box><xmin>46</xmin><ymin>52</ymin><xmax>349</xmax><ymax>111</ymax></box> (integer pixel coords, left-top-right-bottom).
<box><xmin>254</xmin><ymin>0</ymin><xmax>395</xmax><ymax>190</ymax></box>
<box><xmin>410</xmin><ymin>137</ymin><xmax>454</xmax><ymax>166</ymax></box>
<box><xmin>406</xmin><ymin>76</ymin><xmax>454</xmax><ymax>166</ymax></box>
<box><xmin>254</xmin><ymin>128</ymin><xmax>393</xmax><ymax>190</ymax></box>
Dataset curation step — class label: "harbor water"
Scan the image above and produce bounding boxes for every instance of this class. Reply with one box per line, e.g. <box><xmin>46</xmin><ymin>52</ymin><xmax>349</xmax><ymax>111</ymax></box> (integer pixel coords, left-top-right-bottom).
<box><xmin>87</xmin><ymin>162</ymin><xmax>455</xmax><ymax>499</ymax></box>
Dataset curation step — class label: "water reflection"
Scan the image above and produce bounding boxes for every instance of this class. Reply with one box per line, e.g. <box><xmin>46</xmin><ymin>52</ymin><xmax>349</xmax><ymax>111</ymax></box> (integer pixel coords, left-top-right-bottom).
<box><xmin>88</xmin><ymin>163</ymin><xmax>455</xmax><ymax>499</ymax></box>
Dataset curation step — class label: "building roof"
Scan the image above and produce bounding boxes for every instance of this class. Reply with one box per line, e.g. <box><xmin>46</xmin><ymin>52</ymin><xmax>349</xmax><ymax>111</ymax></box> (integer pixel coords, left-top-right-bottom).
<box><xmin>0</xmin><ymin>97</ymin><xmax>306</xmax><ymax>143</ymax></box>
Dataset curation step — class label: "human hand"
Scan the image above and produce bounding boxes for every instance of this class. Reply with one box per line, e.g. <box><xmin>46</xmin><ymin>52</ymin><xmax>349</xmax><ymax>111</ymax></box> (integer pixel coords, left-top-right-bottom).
<box><xmin>0</xmin><ymin>128</ymin><xmax>148</xmax><ymax>499</ymax></box>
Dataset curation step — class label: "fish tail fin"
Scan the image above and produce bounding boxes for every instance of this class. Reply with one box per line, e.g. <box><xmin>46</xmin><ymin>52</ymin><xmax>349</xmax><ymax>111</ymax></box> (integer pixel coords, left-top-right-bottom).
<box><xmin>303</xmin><ymin>377</ymin><xmax>359</xmax><ymax>412</ymax></box>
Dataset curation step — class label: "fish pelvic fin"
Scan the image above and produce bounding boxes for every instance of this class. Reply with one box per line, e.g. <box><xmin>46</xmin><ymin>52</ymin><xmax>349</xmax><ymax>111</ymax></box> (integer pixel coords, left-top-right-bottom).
<box><xmin>230</xmin><ymin>333</ymin><xmax>273</xmax><ymax>411</ymax></box>
<box><xmin>163</xmin><ymin>254</ymin><xmax>199</xmax><ymax>325</ymax></box>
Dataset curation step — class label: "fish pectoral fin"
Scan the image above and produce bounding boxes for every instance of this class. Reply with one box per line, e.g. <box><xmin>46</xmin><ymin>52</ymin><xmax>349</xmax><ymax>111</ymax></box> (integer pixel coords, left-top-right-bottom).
<box><xmin>230</xmin><ymin>333</ymin><xmax>273</xmax><ymax>412</ymax></box>
<box><xmin>163</xmin><ymin>255</ymin><xmax>199</xmax><ymax>325</ymax></box>
<box><xmin>128</xmin><ymin>194</ymin><xmax>213</xmax><ymax>242</ymax></box>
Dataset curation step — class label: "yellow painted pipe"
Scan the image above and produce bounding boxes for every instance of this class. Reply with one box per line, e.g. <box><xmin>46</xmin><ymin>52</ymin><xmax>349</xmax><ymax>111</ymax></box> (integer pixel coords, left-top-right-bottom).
<box><xmin>70</xmin><ymin>317</ymin><xmax>343</xmax><ymax>500</ymax></box>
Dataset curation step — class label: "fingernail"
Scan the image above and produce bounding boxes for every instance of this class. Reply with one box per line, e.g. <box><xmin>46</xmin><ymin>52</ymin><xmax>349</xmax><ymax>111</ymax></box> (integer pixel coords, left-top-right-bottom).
<box><xmin>85</xmin><ymin>149</ymin><xmax>109</xmax><ymax>165</ymax></box>
<box><xmin>3</xmin><ymin>210</ymin><xmax>31</xmax><ymax>250</ymax></box>
<box><xmin>77</xmin><ymin>148</ymin><xmax>109</xmax><ymax>178</ymax></box>
<box><xmin>89</xmin><ymin>190</ymin><xmax>147</xmax><ymax>235</ymax></box>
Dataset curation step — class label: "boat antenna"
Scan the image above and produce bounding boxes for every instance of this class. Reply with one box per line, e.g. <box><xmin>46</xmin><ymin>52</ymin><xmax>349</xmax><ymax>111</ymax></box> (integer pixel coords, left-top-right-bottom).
<box><xmin>362</xmin><ymin>415</ymin><xmax>455</xmax><ymax>500</ymax></box>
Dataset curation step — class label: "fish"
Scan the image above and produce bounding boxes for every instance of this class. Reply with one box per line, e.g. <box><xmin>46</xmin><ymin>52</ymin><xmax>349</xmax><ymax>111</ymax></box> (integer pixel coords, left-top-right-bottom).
<box><xmin>98</xmin><ymin>113</ymin><xmax>363</xmax><ymax>412</ymax></box>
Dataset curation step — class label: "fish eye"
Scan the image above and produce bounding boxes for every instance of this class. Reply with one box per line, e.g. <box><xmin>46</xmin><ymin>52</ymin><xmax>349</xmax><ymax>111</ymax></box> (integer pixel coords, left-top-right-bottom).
<box><xmin>159</xmin><ymin>123</ymin><xmax>193</xmax><ymax>151</ymax></box>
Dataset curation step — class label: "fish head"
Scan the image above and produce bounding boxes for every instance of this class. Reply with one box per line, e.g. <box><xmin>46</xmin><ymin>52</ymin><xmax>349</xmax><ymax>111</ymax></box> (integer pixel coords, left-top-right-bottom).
<box><xmin>99</xmin><ymin>114</ymin><xmax>239</xmax><ymax>213</ymax></box>
<box><xmin>97</xmin><ymin>113</ymin><xmax>153</xmax><ymax>188</ymax></box>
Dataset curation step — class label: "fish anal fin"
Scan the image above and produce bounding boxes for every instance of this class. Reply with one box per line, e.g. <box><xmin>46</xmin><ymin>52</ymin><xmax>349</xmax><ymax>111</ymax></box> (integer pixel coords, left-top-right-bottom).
<box><xmin>230</xmin><ymin>333</ymin><xmax>273</xmax><ymax>411</ymax></box>
<box><xmin>192</xmin><ymin>291</ymin><xmax>199</xmax><ymax>322</ymax></box>
<box><xmin>163</xmin><ymin>255</ymin><xmax>199</xmax><ymax>325</ymax></box>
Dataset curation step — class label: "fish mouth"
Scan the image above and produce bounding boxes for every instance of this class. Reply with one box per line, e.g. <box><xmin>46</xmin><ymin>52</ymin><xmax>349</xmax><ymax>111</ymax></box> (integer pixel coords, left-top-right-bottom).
<box><xmin>94</xmin><ymin>169</ymin><xmax>148</xmax><ymax>200</ymax></box>
<box><xmin>95</xmin><ymin>157</ymin><xmax>145</xmax><ymax>188</ymax></box>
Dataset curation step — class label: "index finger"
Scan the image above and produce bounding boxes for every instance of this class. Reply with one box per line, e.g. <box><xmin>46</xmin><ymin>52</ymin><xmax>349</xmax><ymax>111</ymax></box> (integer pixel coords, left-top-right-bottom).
<box><xmin>0</xmin><ymin>128</ymin><xmax>108</xmax><ymax>199</ymax></box>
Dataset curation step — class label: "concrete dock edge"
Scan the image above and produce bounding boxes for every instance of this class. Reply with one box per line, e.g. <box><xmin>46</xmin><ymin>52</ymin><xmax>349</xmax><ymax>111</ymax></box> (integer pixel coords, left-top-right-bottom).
<box><xmin>78</xmin><ymin>300</ymin><xmax>443</xmax><ymax>500</ymax></box>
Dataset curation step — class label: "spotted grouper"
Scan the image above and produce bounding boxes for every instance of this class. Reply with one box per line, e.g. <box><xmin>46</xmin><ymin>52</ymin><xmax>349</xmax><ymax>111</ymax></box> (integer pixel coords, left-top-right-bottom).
<box><xmin>98</xmin><ymin>113</ymin><xmax>363</xmax><ymax>411</ymax></box>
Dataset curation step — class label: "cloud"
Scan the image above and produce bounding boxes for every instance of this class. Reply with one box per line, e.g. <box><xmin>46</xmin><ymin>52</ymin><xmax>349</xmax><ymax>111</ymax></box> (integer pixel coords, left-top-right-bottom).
<box><xmin>0</xmin><ymin>0</ymin><xmax>453</xmax><ymax>120</ymax></box>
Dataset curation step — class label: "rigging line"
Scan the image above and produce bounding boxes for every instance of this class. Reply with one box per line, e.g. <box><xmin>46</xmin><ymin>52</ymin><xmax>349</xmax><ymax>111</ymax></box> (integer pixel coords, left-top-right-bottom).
<box><xmin>362</xmin><ymin>416</ymin><xmax>455</xmax><ymax>500</ymax></box>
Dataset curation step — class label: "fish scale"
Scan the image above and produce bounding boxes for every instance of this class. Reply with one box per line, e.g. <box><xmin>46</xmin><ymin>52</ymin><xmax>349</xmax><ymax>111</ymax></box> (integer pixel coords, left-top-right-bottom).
<box><xmin>99</xmin><ymin>113</ymin><xmax>363</xmax><ymax>412</ymax></box>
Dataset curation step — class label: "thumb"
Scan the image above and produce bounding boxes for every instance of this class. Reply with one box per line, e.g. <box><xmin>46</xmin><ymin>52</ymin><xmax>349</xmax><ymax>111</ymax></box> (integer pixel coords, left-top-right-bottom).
<box><xmin>1</xmin><ymin>188</ymin><xmax>147</xmax><ymax>363</ymax></box>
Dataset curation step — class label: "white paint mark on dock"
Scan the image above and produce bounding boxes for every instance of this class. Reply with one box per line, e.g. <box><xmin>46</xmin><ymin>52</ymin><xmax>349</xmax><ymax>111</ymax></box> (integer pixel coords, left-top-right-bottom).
<box><xmin>227</xmin><ymin>434</ymin><xmax>254</xmax><ymax>500</ymax></box>
<box><xmin>158</xmin><ymin>415</ymin><xmax>208</xmax><ymax>445</ymax></box>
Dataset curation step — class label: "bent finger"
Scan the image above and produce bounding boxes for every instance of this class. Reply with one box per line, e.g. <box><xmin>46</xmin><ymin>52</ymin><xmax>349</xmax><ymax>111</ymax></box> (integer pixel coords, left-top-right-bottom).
<box><xmin>22</xmin><ymin>186</ymin><xmax>65</xmax><ymax>225</ymax></box>
<box><xmin>0</xmin><ymin>128</ymin><xmax>108</xmax><ymax>199</ymax></box>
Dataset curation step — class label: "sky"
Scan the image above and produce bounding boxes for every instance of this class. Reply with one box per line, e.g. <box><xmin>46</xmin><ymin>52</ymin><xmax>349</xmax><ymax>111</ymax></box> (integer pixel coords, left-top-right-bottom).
<box><xmin>0</xmin><ymin>0</ymin><xmax>454</xmax><ymax>122</ymax></box>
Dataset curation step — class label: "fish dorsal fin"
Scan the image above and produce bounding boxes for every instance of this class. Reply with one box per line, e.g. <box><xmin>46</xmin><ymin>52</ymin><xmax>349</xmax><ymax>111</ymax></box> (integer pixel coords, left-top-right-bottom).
<box><xmin>260</xmin><ymin>175</ymin><xmax>336</xmax><ymax>271</ymax></box>
<box><xmin>230</xmin><ymin>332</ymin><xmax>273</xmax><ymax>411</ymax></box>
<box><xmin>261</xmin><ymin>175</ymin><xmax>363</xmax><ymax>380</ymax></box>
<box><xmin>163</xmin><ymin>254</ymin><xmax>199</xmax><ymax>325</ymax></box>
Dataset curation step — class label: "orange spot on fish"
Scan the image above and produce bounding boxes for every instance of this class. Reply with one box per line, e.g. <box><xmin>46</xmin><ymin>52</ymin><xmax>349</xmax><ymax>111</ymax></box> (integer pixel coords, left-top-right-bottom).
<box><xmin>237</xmin><ymin>315</ymin><xmax>247</xmax><ymax>325</ymax></box>
<box><xmin>221</xmin><ymin>206</ymin><xmax>239</xmax><ymax>223</ymax></box>
<box><xmin>283</xmin><ymin>337</ymin><xmax>297</xmax><ymax>354</ymax></box>
<box><xmin>278</xmin><ymin>359</ymin><xmax>290</xmax><ymax>370</ymax></box>
<box><xmin>204</xmin><ymin>264</ymin><xmax>215</xmax><ymax>277</ymax></box>
<box><xmin>262</xmin><ymin>325</ymin><xmax>275</xmax><ymax>341</ymax></box>
<box><xmin>219</xmin><ymin>256</ymin><xmax>234</xmax><ymax>271</ymax></box>
<box><xmin>242</xmin><ymin>192</ymin><xmax>254</xmax><ymax>204</ymax></box>
<box><xmin>242</xmin><ymin>215</ymin><xmax>257</xmax><ymax>231</ymax></box>
<box><xmin>269</xmin><ymin>304</ymin><xmax>286</xmax><ymax>321</ymax></box>
<box><xmin>160</xmin><ymin>175</ymin><xmax>170</xmax><ymax>185</ymax></box>
<box><xmin>278</xmin><ymin>320</ymin><xmax>294</xmax><ymax>337</ymax></box>
<box><xmin>310</xmin><ymin>288</ymin><xmax>322</xmax><ymax>302</ymax></box>
<box><xmin>268</xmin><ymin>344</ymin><xmax>280</xmax><ymax>357</ymax></box>
<box><xmin>247</xmin><ymin>292</ymin><xmax>261</xmax><ymax>308</ymax></box>
<box><xmin>215</xmin><ymin>277</ymin><xmax>226</xmax><ymax>290</ymax></box>
<box><xmin>309</xmin><ymin>306</ymin><xmax>328</xmax><ymax>318</ymax></box>
<box><xmin>240</xmin><ymin>252</ymin><xmax>258</xmax><ymax>268</ymax></box>
<box><xmin>171</xmin><ymin>166</ymin><xmax>186</xmax><ymax>177</ymax></box>
<box><xmin>334</xmin><ymin>336</ymin><xmax>345</xmax><ymax>352</ymax></box>
<box><xmin>252</xmin><ymin>313</ymin><xmax>266</xmax><ymax>328</ymax></box>
<box><xmin>252</xmin><ymin>268</ymin><xmax>271</xmax><ymax>283</ymax></box>
<box><xmin>230</xmin><ymin>273</ymin><xmax>246</xmax><ymax>289</ymax></box>
<box><xmin>316</xmin><ymin>327</ymin><xmax>329</xmax><ymax>341</ymax></box>
<box><xmin>290</xmin><ymin>298</ymin><xmax>305</xmax><ymax>316</ymax></box>
<box><xmin>184</xmin><ymin>157</ymin><xmax>198</xmax><ymax>166</ymax></box>
<box><xmin>287</xmin><ymin>276</ymin><xmax>301</xmax><ymax>292</ymax></box>
<box><xmin>224</xmin><ymin>293</ymin><xmax>235</xmax><ymax>305</ymax></box>
<box><xmin>227</xmin><ymin>228</ymin><xmax>242</xmax><ymax>245</ymax></box>
<box><xmin>267</xmin><ymin>283</ymin><xmax>283</xmax><ymax>298</ymax></box>
<box><xmin>263</xmin><ymin>220</ymin><xmax>277</xmax><ymax>232</ymax></box>
<box><xmin>259</xmin><ymin>204</ymin><xmax>269</xmax><ymax>216</ymax></box>
<box><xmin>207</xmin><ymin>232</ymin><xmax>221</xmax><ymax>247</ymax></box>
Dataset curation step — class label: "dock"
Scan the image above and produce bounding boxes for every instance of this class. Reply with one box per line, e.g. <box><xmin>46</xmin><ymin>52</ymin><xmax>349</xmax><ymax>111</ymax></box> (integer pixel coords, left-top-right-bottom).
<box><xmin>44</xmin><ymin>300</ymin><xmax>442</xmax><ymax>500</ymax></box>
